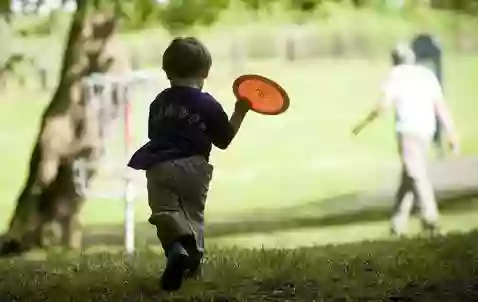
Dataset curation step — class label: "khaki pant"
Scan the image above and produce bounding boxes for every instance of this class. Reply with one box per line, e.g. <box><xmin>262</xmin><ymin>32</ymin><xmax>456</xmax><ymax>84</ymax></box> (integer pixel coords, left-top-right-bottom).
<box><xmin>146</xmin><ymin>156</ymin><xmax>213</xmax><ymax>255</ymax></box>
<box><xmin>391</xmin><ymin>133</ymin><xmax>439</xmax><ymax>233</ymax></box>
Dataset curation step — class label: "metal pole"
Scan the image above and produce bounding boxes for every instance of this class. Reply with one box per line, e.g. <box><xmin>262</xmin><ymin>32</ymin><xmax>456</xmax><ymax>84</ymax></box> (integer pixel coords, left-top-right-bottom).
<box><xmin>122</xmin><ymin>79</ymin><xmax>135</xmax><ymax>255</ymax></box>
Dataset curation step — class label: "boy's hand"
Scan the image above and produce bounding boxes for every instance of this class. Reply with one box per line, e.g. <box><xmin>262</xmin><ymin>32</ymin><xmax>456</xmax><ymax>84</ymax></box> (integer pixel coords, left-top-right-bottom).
<box><xmin>234</xmin><ymin>98</ymin><xmax>251</xmax><ymax>114</ymax></box>
<box><xmin>227</xmin><ymin>97</ymin><xmax>251</xmax><ymax>144</ymax></box>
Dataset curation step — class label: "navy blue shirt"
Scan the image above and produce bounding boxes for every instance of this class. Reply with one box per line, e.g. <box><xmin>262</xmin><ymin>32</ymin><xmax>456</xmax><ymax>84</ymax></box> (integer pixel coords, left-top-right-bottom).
<box><xmin>127</xmin><ymin>86</ymin><xmax>234</xmax><ymax>170</ymax></box>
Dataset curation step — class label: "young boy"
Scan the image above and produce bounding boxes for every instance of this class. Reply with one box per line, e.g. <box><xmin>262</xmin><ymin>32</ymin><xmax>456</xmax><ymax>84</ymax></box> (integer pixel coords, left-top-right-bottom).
<box><xmin>127</xmin><ymin>37</ymin><xmax>250</xmax><ymax>291</ymax></box>
<box><xmin>352</xmin><ymin>43</ymin><xmax>460</xmax><ymax>236</ymax></box>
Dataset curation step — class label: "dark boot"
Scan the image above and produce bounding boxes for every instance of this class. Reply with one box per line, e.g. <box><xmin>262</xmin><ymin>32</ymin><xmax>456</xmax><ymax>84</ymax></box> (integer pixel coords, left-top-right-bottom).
<box><xmin>185</xmin><ymin>252</ymin><xmax>203</xmax><ymax>280</ymax></box>
<box><xmin>177</xmin><ymin>235</ymin><xmax>203</xmax><ymax>280</ymax></box>
<box><xmin>160</xmin><ymin>241</ymin><xmax>189</xmax><ymax>292</ymax></box>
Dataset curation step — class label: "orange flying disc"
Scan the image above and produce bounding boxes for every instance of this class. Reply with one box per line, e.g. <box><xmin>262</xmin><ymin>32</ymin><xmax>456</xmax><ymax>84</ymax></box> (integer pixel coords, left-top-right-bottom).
<box><xmin>233</xmin><ymin>74</ymin><xmax>289</xmax><ymax>115</ymax></box>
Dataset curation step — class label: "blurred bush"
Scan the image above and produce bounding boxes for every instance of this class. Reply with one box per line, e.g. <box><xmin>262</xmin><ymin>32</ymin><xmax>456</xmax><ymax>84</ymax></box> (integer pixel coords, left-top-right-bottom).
<box><xmin>431</xmin><ymin>0</ymin><xmax>478</xmax><ymax>14</ymax></box>
<box><xmin>3</xmin><ymin>0</ymin><xmax>478</xmax><ymax>74</ymax></box>
<box><xmin>158</xmin><ymin>0</ymin><xmax>230</xmax><ymax>34</ymax></box>
<box><xmin>119</xmin><ymin>0</ymin><xmax>162</xmax><ymax>31</ymax></box>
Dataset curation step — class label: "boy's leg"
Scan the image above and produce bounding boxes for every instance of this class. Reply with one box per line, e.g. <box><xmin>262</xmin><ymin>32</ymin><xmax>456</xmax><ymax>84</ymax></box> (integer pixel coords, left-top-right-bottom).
<box><xmin>178</xmin><ymin>235</ymin><xmax>203</xmax><ymax>279</ymax></box>
<box><xmin>160</xmin><ymin>241</ymin><xmax>189</xmax><ymax>291</ymax></box>
<box><xmin>146</xmin><ymin>163</ymin><xmax>195</xmax><ymax>291</ymax></box>
<box><xmin>146</xmin><ymin>176</ymin><xmax>192</xmax><ymax>253</ymax></box>
<box><xmin>171</xmin><ymin>156</ymin><xmax>213</xmax><ymax>278</ymax></box>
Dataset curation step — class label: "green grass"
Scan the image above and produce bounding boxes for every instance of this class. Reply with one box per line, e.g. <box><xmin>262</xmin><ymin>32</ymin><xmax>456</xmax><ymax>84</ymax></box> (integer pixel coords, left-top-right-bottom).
<box><xmin>82</xmin><ymin>55</ymin><xmax>478</xmax><ymax>231</ymax></box>
<box><xmin>0</xmin><ymin>230</ymin><xmax>477</xmax><ymax>301</ymax></box>
<box><xmin>0</xmin><ymin>16</ymin><xmax>478</xmax><ymax>301</ymax></box>
<box><xmin>1</xmin><ymin>55</ymin><xmax>478</xmax><ymax>240</ymax></box>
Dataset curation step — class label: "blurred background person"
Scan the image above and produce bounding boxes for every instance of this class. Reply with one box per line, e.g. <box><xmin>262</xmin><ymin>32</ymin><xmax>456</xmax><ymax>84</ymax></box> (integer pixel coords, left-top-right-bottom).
<box><xmin>352</xmin><ymin>43</ymin><xmax>460</xmax><ymax>236</ymax></box>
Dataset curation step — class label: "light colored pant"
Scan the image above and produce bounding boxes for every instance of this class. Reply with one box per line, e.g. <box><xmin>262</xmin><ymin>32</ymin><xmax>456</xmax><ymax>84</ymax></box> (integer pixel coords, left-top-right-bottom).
<box><xmin>146</xmin><ymin>156</ymin><xmax>213</xmax><ymax>255</ymax></box>
<box><xmin>391</xmin><ymin>133</ymin><xmax>439</xmax><ymax>233</ymax></box>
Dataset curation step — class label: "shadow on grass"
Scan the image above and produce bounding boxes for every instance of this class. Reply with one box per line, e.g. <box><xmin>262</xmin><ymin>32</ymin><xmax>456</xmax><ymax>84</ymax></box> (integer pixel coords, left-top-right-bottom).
<box><xmin>388</xmin><ymin>278</ymin><xmax>478</xmax><ymax>302</ymax></box>
<box><xmin>83</xmin><ymin>189</ymin><xmax>478</xmax><ymax>247</ymax></box>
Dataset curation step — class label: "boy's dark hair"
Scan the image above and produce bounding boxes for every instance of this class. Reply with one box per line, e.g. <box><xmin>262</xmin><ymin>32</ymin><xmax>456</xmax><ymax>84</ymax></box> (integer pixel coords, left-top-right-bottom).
<box><xmin>162</xmin><ymin>37</ymin><xmax>212</xmax><ymax>79</ymax></box>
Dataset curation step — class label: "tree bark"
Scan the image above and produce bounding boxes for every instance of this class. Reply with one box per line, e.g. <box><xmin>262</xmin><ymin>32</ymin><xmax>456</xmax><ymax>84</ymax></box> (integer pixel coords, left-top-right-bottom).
<box><xmin>0</xmin><ymin>0</ymin><xmax>126</xmax><ymax>256</ymax></box>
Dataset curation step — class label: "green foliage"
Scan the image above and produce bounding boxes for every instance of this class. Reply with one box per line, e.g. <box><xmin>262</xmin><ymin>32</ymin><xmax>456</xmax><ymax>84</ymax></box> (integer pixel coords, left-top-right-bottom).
<box><xmin>0</xmin><ymin>18</ymin><xmax>13</xmax><ymax>64</ymax></box>
<box><xmin>240</xmin><ymin>0</ymin><xmax>281</xmax><ymax>10</ymax></box>
<box><xmin>5</xmin><ymin>0</ymin><xmax>478</xmax><ymax>35</ymax></box>
<box><xmin>8</xmin><ymin>9</ymin><xmax>72</xmax><ymax>37</ymax></box>
<box><xmin>13</xmin><ymin>16</ymin><xmax>55</xmax><ymax>36</ymax></box>
<box><xmin>159</xmin><ymin>0</ymin><xmax>230</xmax><ymax>34</ymax></box>
<box><xmin>119</xmin><ymin>0</ymin><xmax>161</xmax><ymax>31</ymax></box>
<box><xmin>432</xmin><ymin>0</ymin><xmax>478</xmax><ymax>14</ymax></box>
<box><xmin>286</xmin><ymin>0</ymin><xmax>323</xmax><ymax>12</ymax></box>
<box><xmin>117</xmin><ymin>0</ymin><xmax>233</xmax><ymax>33</ymax></box>
<box><xmin>0</xmin><ymin>0</ymin><xmax>11</xmax><ymax>21</ymax></box>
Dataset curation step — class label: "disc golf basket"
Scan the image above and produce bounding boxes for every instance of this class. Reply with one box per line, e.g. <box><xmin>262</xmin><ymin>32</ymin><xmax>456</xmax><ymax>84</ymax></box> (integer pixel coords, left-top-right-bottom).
<box><xmin>75</xmin><ymin>70</ymin><xmax>161</xmax><ymax>254</ymax></box>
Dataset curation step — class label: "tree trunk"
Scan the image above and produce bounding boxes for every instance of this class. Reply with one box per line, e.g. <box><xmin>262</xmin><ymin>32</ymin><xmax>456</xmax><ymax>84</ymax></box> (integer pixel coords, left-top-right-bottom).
<box><xmin>0</xmin><ymin>0</ymin><xmax>126</xmax><ymax>256</ymax></box>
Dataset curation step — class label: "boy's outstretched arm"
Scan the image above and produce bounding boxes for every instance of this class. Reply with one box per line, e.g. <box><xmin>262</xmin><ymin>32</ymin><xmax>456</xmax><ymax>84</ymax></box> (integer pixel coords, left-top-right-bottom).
<box><xmin>228</xmin><ymin>98</ymin><xmax>250</xmax><ymax>136</ymax></box>
<box><xmin>207</xmin><ymin>97</ymin><xmax>251</xmax><ymax>150</ymax></box>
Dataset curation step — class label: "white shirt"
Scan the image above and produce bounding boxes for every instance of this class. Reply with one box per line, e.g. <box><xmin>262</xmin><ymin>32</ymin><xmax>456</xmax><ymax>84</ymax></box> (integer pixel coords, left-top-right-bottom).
<box><xmin>380</xmin><ymin>64</ymin><xmax>443</xmax><ymax>138</ymax></box>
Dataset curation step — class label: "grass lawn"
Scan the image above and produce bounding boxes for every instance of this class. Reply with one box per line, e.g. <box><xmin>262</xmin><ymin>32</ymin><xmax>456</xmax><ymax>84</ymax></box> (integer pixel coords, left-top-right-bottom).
<box><xmin>0</xmin><ymin>48</ymin><xmax>477</xmax><ymax>301</ymax></box>
<box><xmin>0</xmin><ymin>230</ymin><xmax>477</xmax><ymax>301</ymax></box>
<box><xmin>1</xmin><ymin>8</ymin><xmax>478</xmax><ymax>300</ymax></box>
<box><xmin>1</xmin><ymin>55</ymin><xmax>477</xmax><ymax>235</ymax></box>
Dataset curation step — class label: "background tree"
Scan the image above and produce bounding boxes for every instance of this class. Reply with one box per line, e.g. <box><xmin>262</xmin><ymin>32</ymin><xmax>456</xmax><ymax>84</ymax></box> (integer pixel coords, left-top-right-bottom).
<box><xmin>0</xmin><ymin>0</ymin><xmax>231</xmax><ymax>257</ymax></box>
<box><xmin>0</xmin><ymin>0</ymin><xmax>129</xmax><ymax>256</ymax></box>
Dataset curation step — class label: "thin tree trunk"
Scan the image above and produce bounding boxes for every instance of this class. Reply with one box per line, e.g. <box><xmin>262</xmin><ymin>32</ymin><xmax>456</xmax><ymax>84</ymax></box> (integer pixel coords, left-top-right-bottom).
<box><xmin>0</xmin><ymin>0</ymin><xmax>124</xmax><ymax>256</ymax></box>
